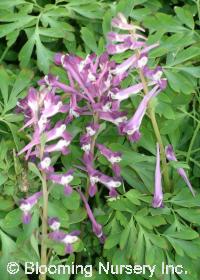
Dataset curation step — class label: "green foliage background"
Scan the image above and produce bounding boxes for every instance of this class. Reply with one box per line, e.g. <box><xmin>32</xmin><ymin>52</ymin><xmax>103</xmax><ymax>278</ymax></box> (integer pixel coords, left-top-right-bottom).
<box><xmin>0</xmin><ymin>0</ymin><xmax>200</xmax><ymax>279</ymax></box>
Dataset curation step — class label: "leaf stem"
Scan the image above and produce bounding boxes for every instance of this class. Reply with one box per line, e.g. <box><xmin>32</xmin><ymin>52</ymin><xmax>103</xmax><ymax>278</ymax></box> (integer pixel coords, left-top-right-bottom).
<box><xmin>39</xmin><ymin>145</ymin><xmax>48</xmax><ymax>280</ymax></box>
<box><xmin>39</xmin><ymin>172</ymin><xmax>48</xmax><ymax>280</ymax></box>
<box><xmin>186</xmin><ymin>122</ymin><xmax>200</xmax><ymax>163</ymax></box>
<box><xmin>138</xmin><ymin>69</ymin><xmax>171</xmax><ymax>191</ymax></box>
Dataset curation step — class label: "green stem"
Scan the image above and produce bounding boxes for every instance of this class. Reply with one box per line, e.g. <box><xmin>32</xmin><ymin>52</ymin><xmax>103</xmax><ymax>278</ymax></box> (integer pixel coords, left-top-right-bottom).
<box><xmin>0</xmin><ymin>46</ymin><xmax>10</xmax><ymax>63</ymax></box>
<box><xmin>39</xmin><ymin>172</ymin><xmax>48</xmax><ymax>280</ymax></box>
<box><xmin>39</xmin><ymin>143</ymin><xmax>48</xmax><ymax>280</ymax></box>
<box><xmin>197</xmin><ymin>0</ymin><xmax>200</xmax><ymax>23</ymax></box>
<box><xmin>138</xmin><ymin>69</ymin><xmax>170</xmax><ymax>191</ymax></box>
<box><xmin>186</xmin><ymin>122</ymin><xmax>200</xmax><ymax>163</ymax></box>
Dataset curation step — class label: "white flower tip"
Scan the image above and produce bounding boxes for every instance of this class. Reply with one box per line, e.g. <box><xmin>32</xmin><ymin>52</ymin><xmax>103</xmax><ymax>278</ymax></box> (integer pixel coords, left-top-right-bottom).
<box><xmin>41</xmin><ymin>157</ymin><xmax>51</xmax><ymax>169</ymax></box>
<box><xmin>110</xmin><ymin>156</ymin><xmax>121</xmax><ymax>164</ymax></box>
<box><xmin>81</xmin><ymin>144</ymin><xmax>91</xmax><ymax>152</ymax></box>
<box><xmin>138</xmin><ymin>56</ymin><xmax>148</xmax><ymax>68</ymax></box>
<box><xmin>50</xmin><ymin>221</ymin><xmax>61</xmax><ymax>231</ymax></box>
<box><xmin>86</xmin><ymin>127</ymin><xmax>96</xmax><ymax>136</ymax></box>
<box><xmin>20</xmin><ymin>202</ymin><xmax>32</xmax><ymax>212</ymax></box>
<box><xmin>61</xmin><ymin>175</ymin><xmax>73</xmax><ymax>185</ymax></box>
<box><xmin>63</xmin><ymin>235</ymin><xmax>78</xmax><ymax>244</ymax></box>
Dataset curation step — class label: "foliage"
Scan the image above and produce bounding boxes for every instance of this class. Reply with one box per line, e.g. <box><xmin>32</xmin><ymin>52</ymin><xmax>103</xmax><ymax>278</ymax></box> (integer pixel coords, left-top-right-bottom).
<box><xmin>0</xmin><ymin>0</ymin><xmax>200</xmax><ymax>280</ymax></box>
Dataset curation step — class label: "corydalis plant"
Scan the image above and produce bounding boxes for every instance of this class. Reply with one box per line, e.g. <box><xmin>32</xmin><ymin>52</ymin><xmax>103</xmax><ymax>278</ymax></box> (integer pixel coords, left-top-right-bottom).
<box><xmin>16</xmin><ymin>12</ymin><xmax>195</xmax><ymax>280</ymax></box>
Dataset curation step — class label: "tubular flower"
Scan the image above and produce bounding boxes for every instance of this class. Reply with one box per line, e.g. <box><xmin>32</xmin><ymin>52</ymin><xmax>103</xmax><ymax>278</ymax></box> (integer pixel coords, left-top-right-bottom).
<box><xmin>96</xmin><ymin>172</ymin><xmax>121</xmax><ymax>197</ymax></box>
<box><xmin>165</xmin><ymin>145</ymin><xmax>195</xmax><ymax>196</ymax></box>
<box><xmin>119</xmin><ymin>84</ymin><xmax>161</xmax><ymax>142</ymax></box>
<box><xmin>48</xmin><ymin>170</ymin><xmax>74</xmax><ymax>196</ymax></box>
<box><xmin>152</xmin><ymin>144</ymin><xmax>164</xmax><ymax>208</ymax></box>
<box><xmin>48</xmin><ymin>217</ymin><xmax>61</xmax><ymax>231</ymax></box>
<box><xmin>49</xmin><ymin>229</ymin><xmax>80</xmax><ymax>254</ymax></box>
<box><xmin>96</xmin><ymin>144</ymin><xmax>122</xmax><ymax>177</ymax></box>
<box><xmin>78</xmin><ymin>189</ymin><xmax>105</xmax><ymax>243</ymax></box>
<box><xmin>19</xmin><ymin>192</ymin><xmax>42</xmax><ymax>224</ymax></box>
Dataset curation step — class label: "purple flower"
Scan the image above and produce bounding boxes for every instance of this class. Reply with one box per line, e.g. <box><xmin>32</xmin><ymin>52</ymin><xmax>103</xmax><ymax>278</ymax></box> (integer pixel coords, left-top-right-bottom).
<box><xmin>111</xmin><ymin>13</ymin><xmax>145</xmax><ymax>32</ymax></box>
<box><xmin>107</xmin><ymin>32</ymin><xmax>146</xmax><ymax>42</ymax></box>
<box><xmin>99</xmin><ymin>111</ymin><xmax>127</xmax><ymax>126</ymax></box>
<box><xmin>86</xmin><ymin>123</ymin><xmax>100</xmax><ymax>136</ymax></box>
<box><xmin>96</xmin><ymin>144</ymin><xmax>122</xmax><ymax>177</ymax></box>
<box><xmin>38</xmin><ymin>157</ymin><xmax>53</xmax><ymax>173</ymax></box>
<box><xmin>165</xmin><ymin>145</ymin><xmax>195</xmax><ymax>196</ymax></box>
<box><xmin>111</xmin><ymin>53</ymin><xmax>138</xmax><ymax>75</ymax></box>
<box><xmin>88</xmin><ymin>184</ymin><xmax>98</xmax><ymax>197</ymax></box>
<box><xmin>80</xmin><ymin>134</ymin><xmax>91</xmax><ymax>153</ymax></box>
<box><xmin>119</xmin><ymin>84</ymin><xmax>161</xmax><ymax>141</ymax></box>
<box><xmin>48</xmin><ymin>217</ymin><xmax>61</xmax><ymax>231</ymax></box>
<box><xmin>48</xmin><ymin>170</ymin><xmax>74</xmax><ymax>195</ymax></box>
<box><xmin>96</xmin><ymin>172</ymin><xmax>121</xmax><ymax>197</ymax></box>
<box><xmin>19</xmin><ymin>191</ymin><xmax>42</xmax><ymax>224</ymax></box>
<box><xmin>107</xmin><ymin>39</ymin><xmax>133</xmax><ymax>54</ymax></box>
<box><xmin>49</xmin><ymin>230</ymin><xmax>80</xmax><ymax>254</ymax></box>
<box><xmin>78</xmin><ymin>189</ymin><xmax>105</xmax><ymax>243</ymax></box>
<box><xmin>97</xmin><ymin>144</ymin><xmax>122</xmax><ymax>164</ymax></box>
<box><xmin>152</xmin><ymin>143</ymin><xmax>164</xmax><ymax>208</ymax></box>
<box><xmin>44</xmin><ymin>139</ymin><xmax>70</xmax><ymax>155</ymax></box>
<box><xmin>110</xmin><ymin>83</ymin><xmax>144</xmax><ymax>101</ymax></box>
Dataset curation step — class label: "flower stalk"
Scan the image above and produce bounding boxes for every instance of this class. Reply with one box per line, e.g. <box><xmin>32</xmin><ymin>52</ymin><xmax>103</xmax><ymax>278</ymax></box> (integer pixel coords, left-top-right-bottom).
<box><xmin>40</xmin><ymin>172</ymin><xmax>48</xmax><ymax>280</ymax></box>
<box><xmin>138</xmin><ymin>68</ymin><xmax>171</xmax><ymax>191</ymax></box>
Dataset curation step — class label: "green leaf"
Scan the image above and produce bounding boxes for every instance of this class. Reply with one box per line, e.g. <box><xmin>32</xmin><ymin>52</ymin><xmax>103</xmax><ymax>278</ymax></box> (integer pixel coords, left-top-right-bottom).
<box><xmin>48</xmin><ymin>201</ymin><xmax>69</xmax><ymax>226</ymax></box>
<box><xmin>0</xmin><ymin>0</ymin><xmax>25</xmax><ymax>8</ymax></box>
<box><xmin>166</xmin><ymin>228</ymin><xmax>199</xmax><ymax>240</ymax></box>
<box><xmin>168</xmin><ymin>47</ymin><xmax>200</xmax><ymax>66</ymax></box>
<box><xmin>102</xmin><ymin>11</ymin><xmax>112</xmax><ymax>37</ymax></box>
<box><xmin>0</xmin><ymin>66</ymin><xmax>9</xmax><ymax>105</ymax></box>
<box><xmin>124</xmin><ymin>189</ymin><xmax>142</xmax><ymax>205</ymax></box>
<box><xmin>68</xmin><ymin>208</ymin><xmax>87</xmax><ymax>224</ymax></box>
<box><xmin>0</xmin><ymin>197</ymin><xmax>14</xmax><ymax>211</ymax></box>
<box><xmin>164</xmin><ymin>70</ymin><xmax>194</xmax><ymax>94</ymax></box>
<box><xmin>62</xmin><ymin>191</ymin><xmax>80</xmax><ymax>210</ymax></box>
<box><xmin>3</xmin><ymin>209</ymin><xmax>22</xmax><ymax>228</ymax></box>
<box><xmin>0</xmin><ymin>16</ymin><xmax>35</xmax><ymax>38</ymax></box>
<box><xmin>19</xmin><ymin>34</ymin><xmax>35</xmax><ymax>67</ymax></box>
<box><xmin>176</xmin><ymin>209</ymin><xmax>200</xmax><ymax>225</ymax></box>
<box><xmin>170</xmin><ymin>189</ymin><xmax>200</xmax><ymax>207</ymax></box>
<box><xmin>36</xmin><ymin>34</ymin><xmax>53</xmax><ymax>73</ymax></box>
<box><xmin>5</xmin><ymin>69</ymin><xmax>34</xmax><ymax>112</ymax></box>
<box><xmin>175</xmin><ymin>7</ymin><xmax>194</xmax><ymax>29</ymax></box>
<box><xmin>104</xmin><ymin>234</ymin><xmax>119</xmax><ymax>249</ymax></box>
<box><xmin>0</xmin><ymin>230</ymin><xmax>28</xmax><ymax>280</ymax></box>
<box><xmin>81</xmin><ymin>27</ymin><xmax>97</xmax><ymax>52</ymax></box>
<box><xmin>28</xmin><ymin>162</ymin><xmax>43</xmax><ymax>181</ymax></box>
<box><xmin>119</xmin><ymin>220</ymin><xmax>131</xmax><ymax>249</ymax></box>
<box><xmin>116</xmin><ymin>0</ymin><xmax>134</xmax><ymax>17</ymax></box>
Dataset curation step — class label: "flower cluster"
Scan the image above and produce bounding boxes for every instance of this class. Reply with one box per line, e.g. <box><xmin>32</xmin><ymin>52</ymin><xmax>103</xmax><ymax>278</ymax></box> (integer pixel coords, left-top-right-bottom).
<box><xmin>106</xmin><ymin>13</ymin><xmax>195</xmax><ymax>207</ymax></box>
<box><xmin>107</xmin><ymin>13</ymin><xmax>167</xmax><ymax>142</ymax></box>
<box><xmin>17</xmin><ymin>84</ymin><xmax>75</xmax><ymax>224</ymax></box>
